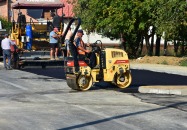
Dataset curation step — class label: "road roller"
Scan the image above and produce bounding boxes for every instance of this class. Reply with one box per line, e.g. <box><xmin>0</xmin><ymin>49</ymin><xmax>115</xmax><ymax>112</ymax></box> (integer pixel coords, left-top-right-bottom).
<box><xmin>64</xmin><ymin>18</ymin><xmax>132</xmax><ymax>91</ymax></box>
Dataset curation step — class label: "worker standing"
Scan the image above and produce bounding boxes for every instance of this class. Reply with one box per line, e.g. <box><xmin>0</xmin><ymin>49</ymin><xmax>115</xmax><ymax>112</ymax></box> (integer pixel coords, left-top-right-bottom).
<box><xmin>49</xmin><ymin>27</ymin><xmax>61</xmax><ymax>60</ymax></box>
<box><xmin>1</xmin><ymin>34</ymin><xmax>15</xmax><ymax>70</ymax></box>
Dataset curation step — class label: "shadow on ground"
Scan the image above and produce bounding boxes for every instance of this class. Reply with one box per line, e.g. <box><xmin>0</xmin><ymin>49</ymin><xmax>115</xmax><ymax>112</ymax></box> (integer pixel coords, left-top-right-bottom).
<box><xmin>19</xmin><ymin>67</ymin><xmax>140</xmax><ymax>92</ymax></box>
<box><xmin>131</xmin><ymin>69</ymin><xmax>187</xmax><ymax>85</ymax></box>
<box><xmin>18</xmin><ymin>68</ymin><xmax>187</xmax><ymax>92</ymax></box>
<box><xmin>20</xmin><ymin>67</ymin><xmax>66</xmax><ymax>79</ymax></box>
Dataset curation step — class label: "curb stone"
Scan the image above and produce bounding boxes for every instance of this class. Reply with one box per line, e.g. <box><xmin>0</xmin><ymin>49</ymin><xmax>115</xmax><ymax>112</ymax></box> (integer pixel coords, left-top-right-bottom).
<box><xmin>138</xmin><ymin>86</ymin><xmax>187</xmax><ymax>96</ymax></box>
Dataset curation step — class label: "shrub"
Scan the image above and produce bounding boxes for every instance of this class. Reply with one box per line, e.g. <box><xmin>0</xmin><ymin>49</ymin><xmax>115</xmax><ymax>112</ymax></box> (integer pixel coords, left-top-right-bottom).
<box><xmin>0</xmin><ymin>16</ymin><xmax>11</xmax><ymax>31</ymax></box>
<box><xmin>179</xmin><ymin>59</ymin><xmax>187</xmax><ymax>67</ymax></box>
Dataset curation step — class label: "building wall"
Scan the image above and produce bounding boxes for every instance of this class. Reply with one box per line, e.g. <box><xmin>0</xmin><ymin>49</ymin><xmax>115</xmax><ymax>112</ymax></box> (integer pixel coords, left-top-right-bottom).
<box><xmin>0</xmin><ymin>1</ymin><xmax>8</xmax><ymax>19</ymax></box>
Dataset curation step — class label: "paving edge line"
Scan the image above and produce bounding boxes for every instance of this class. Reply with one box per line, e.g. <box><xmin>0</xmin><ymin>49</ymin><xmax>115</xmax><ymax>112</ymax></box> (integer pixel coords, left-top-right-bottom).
<box><xmin>138</xmin><ymin>86</ymin><xmax>187</xmax><ymax>95</ymax></box>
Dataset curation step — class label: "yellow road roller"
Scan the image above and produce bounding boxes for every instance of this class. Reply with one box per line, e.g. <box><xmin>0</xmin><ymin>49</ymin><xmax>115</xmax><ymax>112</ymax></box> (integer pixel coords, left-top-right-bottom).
<box><xmin>64</xmin><ymin>18</ymin><xmax>132</xmax><ymax>91</ymax></box>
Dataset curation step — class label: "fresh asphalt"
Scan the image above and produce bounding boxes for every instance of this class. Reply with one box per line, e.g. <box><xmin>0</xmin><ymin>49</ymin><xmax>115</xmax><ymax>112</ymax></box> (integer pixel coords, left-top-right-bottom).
<box><xmin>0</xmin><ymin>61</ymin><xmax>187</xmax><ymax>96</ymax></box>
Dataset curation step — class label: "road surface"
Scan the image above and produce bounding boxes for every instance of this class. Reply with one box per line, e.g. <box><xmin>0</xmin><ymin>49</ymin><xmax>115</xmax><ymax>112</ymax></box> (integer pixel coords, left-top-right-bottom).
<box><xmin>0</xmin><ymin>67</ymin><xmax>186</xmax><ymax>130</ymax></box>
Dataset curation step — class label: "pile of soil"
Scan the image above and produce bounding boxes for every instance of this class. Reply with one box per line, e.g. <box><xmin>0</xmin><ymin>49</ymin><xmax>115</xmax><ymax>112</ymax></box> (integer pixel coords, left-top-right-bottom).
<box><xmin>130</xmin><ymin>56</ymin><xmax>186</xmax><ymax>66</ymax></box>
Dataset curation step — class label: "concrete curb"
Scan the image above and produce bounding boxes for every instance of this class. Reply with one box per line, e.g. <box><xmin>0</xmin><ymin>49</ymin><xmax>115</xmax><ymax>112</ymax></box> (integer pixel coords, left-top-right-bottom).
<box><xmin>130</xmin><ymin>63</ymin><xmax>187</xmax><ymax>95</ymax></box>
<box><xmin>138</xmin><ymin>86</ymin><xmax>187</xmax><ymax>95</ymax></box>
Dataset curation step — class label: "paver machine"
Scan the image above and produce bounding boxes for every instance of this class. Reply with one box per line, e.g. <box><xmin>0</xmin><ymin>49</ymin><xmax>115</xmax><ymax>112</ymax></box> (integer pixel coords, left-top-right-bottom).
<box><xmin>10</xmin><ymin>0</ymin><xmax>65</xmax><ymax>69</ymax></box>
<box><xmin>64</xmin><ymin>18</ymin><xmax>132</xmax><ymax>91</ymax></box>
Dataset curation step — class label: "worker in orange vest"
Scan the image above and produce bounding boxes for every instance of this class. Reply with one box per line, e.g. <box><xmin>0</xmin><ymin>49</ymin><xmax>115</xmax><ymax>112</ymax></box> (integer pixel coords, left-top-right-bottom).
<box><xmin>74</xmin><ymin>29</ymin><xmax>96</xmax><ymax>69</ymax></box>
<box><xmin>74</xmin><ymin>30</ymin><xmax>90</xmax><ymax>55</ymax></box>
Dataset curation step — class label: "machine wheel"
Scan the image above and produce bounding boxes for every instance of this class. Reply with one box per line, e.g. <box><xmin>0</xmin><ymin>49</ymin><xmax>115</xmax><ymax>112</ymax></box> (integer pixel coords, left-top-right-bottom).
<box><xmin>66</xmin><ymin>74</ymin><xmax>93</xmax><ymax>91</ymax></box>
<box><xmin>115</xmin><ymin>71</ymin><xmax>132</xmax><ymax>88</ymax></box>
<box><xmin>77</xmin><ymin>75</ymin><xmax>93</xmax><ymax>91</ymax></box>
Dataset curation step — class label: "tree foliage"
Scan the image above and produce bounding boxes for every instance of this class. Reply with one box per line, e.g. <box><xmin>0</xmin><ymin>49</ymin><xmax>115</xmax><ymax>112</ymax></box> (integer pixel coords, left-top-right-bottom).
<box><xmin>0</xmin><ymin>16</ymin><xmax>11</xmax><ymax>31</ymax></box>
<box><xmin>71</xmin><ymin>0</ymin><xmax>187</xmax><ymax>57</ymax></box>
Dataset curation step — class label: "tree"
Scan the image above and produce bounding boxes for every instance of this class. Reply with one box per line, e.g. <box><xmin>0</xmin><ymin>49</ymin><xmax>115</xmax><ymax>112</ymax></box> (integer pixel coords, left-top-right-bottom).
<box><xmin>0</xmin><ymin>16</ymin><xmax>12</xmax><ymax>31</ymax></box>
<box><xmin>153</xmin><ymin>0</ymin><xmax>187</xmax><ymax>56</ymax></box>
<box><xmin>72</xmin><ymin>0</ymin><xmax>153</xmax><ymax>56</ymax></box>
<box><xmin>71</xmin><ymin>0</ymin><xmax>187</xmax><ymax>57</ymax></box>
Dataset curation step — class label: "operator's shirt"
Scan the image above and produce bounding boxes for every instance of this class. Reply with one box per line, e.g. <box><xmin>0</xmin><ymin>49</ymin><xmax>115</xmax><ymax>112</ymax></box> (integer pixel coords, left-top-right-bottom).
<box><xmin>49</xmin><ymin>31</ymin><xmax>58</xmax><ymax>44</ymax></box>
<box><xmin>74</xmin><ymin>37</ymin><xmax>85</xmax><ymax>55</ymax></box>
<box><xmin>1</xmin><ymin>38</ymin><xmax>14</xmax><ymax>50</ymax></box>
<box><xmin>74</xmin><ymin>37</ymin><xmax>83</xmax><ymax>47</ymax></box>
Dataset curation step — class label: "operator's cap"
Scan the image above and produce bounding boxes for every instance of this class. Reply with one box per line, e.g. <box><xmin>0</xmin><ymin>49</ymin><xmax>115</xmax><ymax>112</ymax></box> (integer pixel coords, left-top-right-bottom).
<box><xmin>77</xmin><ymin>29</ymin><xmax>84</xmax><ymax>35</ymax></box>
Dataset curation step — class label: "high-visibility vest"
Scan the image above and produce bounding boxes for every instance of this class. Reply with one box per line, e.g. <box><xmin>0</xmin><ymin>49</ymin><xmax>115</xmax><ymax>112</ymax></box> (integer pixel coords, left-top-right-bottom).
<box><xmin>78</xmin><ymin>49</ymin><xmax>85</xmax><ymax>55</ymax></box>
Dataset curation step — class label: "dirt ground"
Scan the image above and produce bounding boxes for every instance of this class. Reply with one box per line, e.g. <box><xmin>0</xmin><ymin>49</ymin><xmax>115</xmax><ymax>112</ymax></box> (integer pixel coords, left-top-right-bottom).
<box><xmin>130</xmin><ymin>56</ymin><xmax>187</xmax><ymax>66</ymax></box>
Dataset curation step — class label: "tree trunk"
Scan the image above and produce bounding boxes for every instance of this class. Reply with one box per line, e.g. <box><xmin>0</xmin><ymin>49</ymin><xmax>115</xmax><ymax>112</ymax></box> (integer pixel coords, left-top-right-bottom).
<box><xmin>149</xmin><ymin>27</ymin><xmax>155</xmax><ymax>56</ymax></box>
<box><xmin>181</xmin><ymin>40</ymin><xmax>184</xmax><ymax>56</ymax></box>
<box><xmin>134</xmin><ymin>33</ymin><xmax>142</xmax><ymax>57</ymax></box>
<box><xmin>145</xmin><ymin>34</ymin><xmax>150</xmax><ymax>55</ymax></box>
<box><xmin>155</xmin><ymin>35</ymin><xmax>161</xmax><ymax>56</ymax></box>
<box><xmin>138</xmin><ymin>36</ymin><xmax>144</xmax><ymax>56</ymax></box>
<box><xmin>163</xmin><ymin>39</ymin><xmax>167</xmax><ymax>56</ymax></box>
<box><xmin>149</xmin><ymin>34</ymin><xmax>154</xmax><ymax>56</ymax></box>
<box><xmin>173</xmin><ymin>40</ymin><xmax>179</xmax><ymax>56</ymax></box>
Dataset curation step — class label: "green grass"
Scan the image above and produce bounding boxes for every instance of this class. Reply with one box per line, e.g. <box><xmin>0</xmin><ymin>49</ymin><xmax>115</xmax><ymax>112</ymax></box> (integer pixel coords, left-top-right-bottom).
<box><xmin>179</xmin><ymin>59</ymin><xmax>187</xmax><ymax>67</ymax></box>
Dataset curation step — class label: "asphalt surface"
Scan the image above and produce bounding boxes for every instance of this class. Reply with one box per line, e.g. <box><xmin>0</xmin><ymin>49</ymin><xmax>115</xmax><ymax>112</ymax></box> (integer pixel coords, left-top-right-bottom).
<box><xmin>0</xmin><ymin>66</ymin><xmax>186</xmax><ymax>130</ymax></box>
<box><xmin>0</xmin><ymin>62</ymin><xmax>186</xmax><ymax>129</ymax></box>
<box><xmin>0</xmin><ymin>62</ymin><xmax>187</xmax><ymax>95</ymax></box>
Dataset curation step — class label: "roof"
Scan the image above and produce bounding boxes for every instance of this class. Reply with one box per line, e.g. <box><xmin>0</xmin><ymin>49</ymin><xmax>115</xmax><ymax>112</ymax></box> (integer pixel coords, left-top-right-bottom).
<box><xmin>12</xmin><ymin>0</ymin><xmax>64</xmax><ymax>9</ymax></box>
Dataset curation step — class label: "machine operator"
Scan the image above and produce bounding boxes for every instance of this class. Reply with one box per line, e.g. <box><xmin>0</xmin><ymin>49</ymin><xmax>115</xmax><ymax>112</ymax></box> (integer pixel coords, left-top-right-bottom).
<box><xmin>74</xmin><ymin>29</ymin><xmax>96</xmax><ymax>69</ymax></box>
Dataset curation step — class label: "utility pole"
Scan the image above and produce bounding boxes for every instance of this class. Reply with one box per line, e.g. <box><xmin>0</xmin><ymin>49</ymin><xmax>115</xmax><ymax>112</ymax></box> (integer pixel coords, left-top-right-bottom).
<box><xmin>7</xmin><ymin>0</ymin><xmax>11</xmax><ymax>22</ymax></box>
